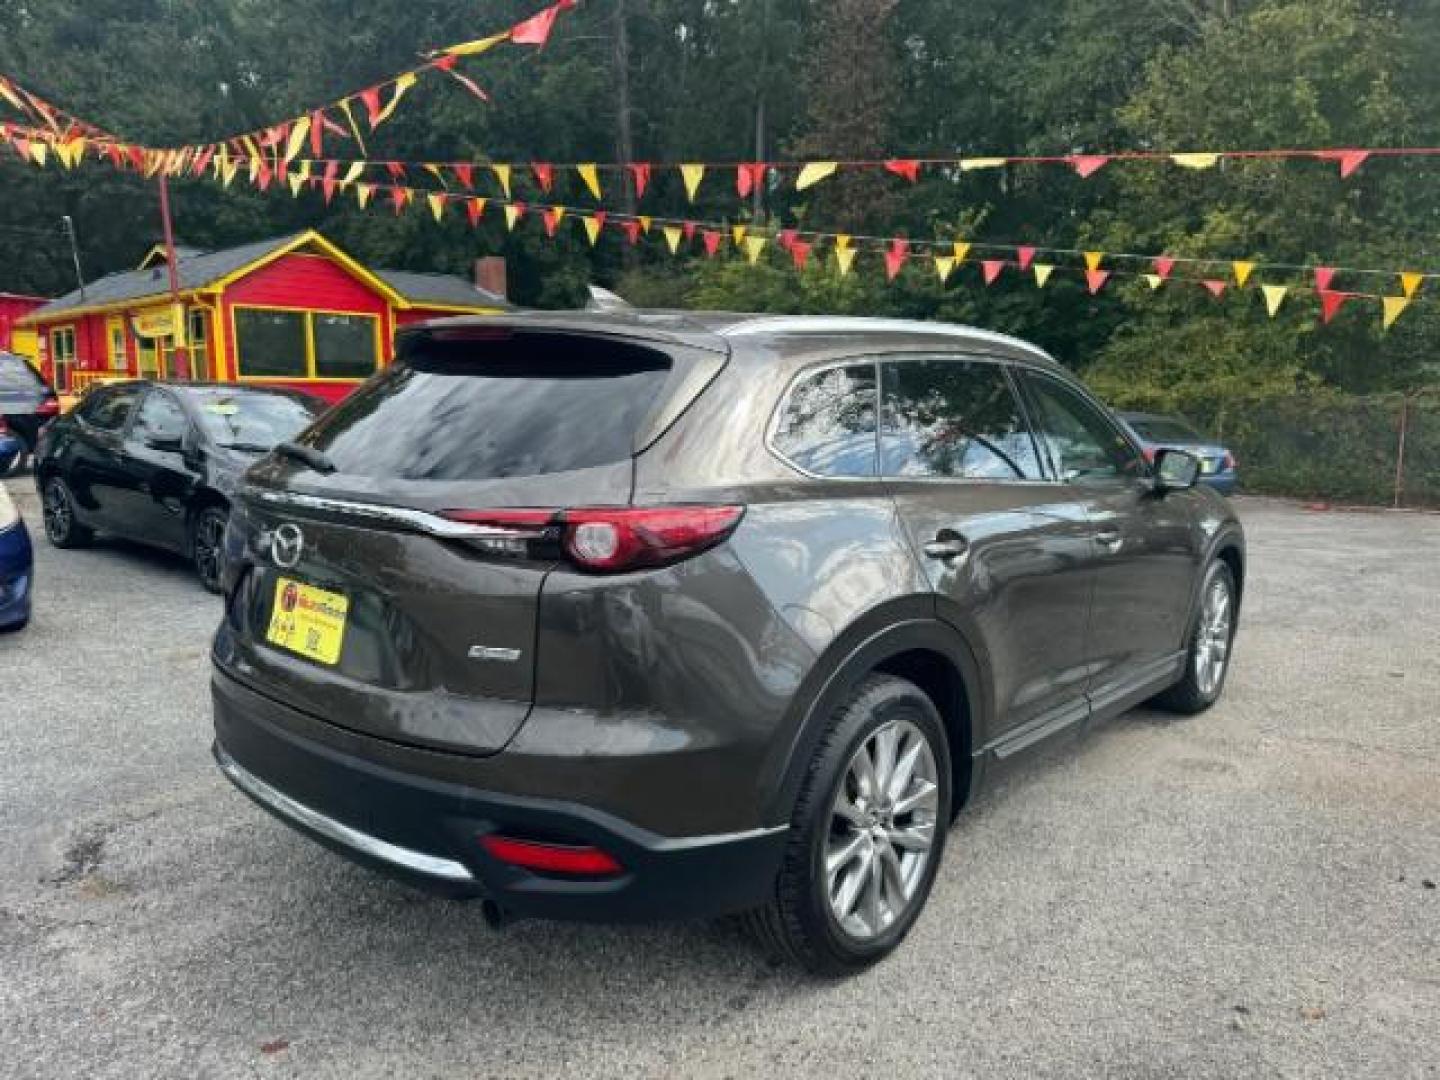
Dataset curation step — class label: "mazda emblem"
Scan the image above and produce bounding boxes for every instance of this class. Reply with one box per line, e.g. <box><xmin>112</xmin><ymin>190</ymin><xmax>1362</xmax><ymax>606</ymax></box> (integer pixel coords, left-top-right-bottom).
<box><xmin>271</xmin><ymin>523</ymin><xmax>305</xmax><ymax>569</ymax></box>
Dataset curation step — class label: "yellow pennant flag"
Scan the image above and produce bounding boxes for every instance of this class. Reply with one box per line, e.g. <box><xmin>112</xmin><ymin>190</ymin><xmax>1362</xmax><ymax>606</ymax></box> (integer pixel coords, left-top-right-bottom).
<box><xmin>492</xmin><ymin>163</ymin><xmax>512</xmax><ymax>198</ymax></box>
<box><xmin>422</xmin><ymin>163</ymin><xmax>446</xmax><ymax>185</ymax></box>
<box><xmin>1171</xmin><ymin>152</ymin><xmax>1220</xmax><ymax>169</ymax></box>
<box><xmin>1143</xmin><ymin>274</ymin><xmax>1164</xmax><ymax>290</ymax></box>
<box><xmin>442</xmin><ymin>32</ymin><xmax>507</xmax><ymax>58</ymax></box>
<box><xmin>504</xmin><ymin>203</ymin><xmax>523</xmax><ymax>231</ymax></box>
<box><xmin>933</xmin><ymin>255</ymin><xmax>955</xmax><ymax>283</ymax></box>
<box><xmin>638</xmin><ymin>215</ymin><xmax>653</xmax><ymax>234</ymax></box>
<box><xmin>1400</xmin><ymin>272</ymin><xmax>1424</xmax><ymax>299</ymax></box>
<box><xmin>1033</xmin><ymin>264</ymin><xmax>1054</xmax><ymax>288</ymax></box>
<box><xmin>356</xmin><ymin>182</ymin><xmax>374</xmax><ymax>208</ymax></box>
<box><xmin>835</xmin><ymin>246</ymin><xmax>856</xmax><ymax>276</ymax></box>
<box><xmin>959</xmin><ymin>157</ymin><xmax>1006</xmax><ymax>171</ymax></box>
<box><xmin>1083</xmin><ymin>251</ymin><xmax>1104</xmax><ymax>272</ymax></box>
<box><xmin>732</xmin><ymin>224</ymin><xmax>748</xmax><ymax>246</ymax></box>
<box><xmin>680</xmin><ymin>164</ymin><xmax>705</xmax><ymax>201</ymax></box>
<box><xmin>286</xmin><ymin>166</ymin><xmax>306</xmax><ymax>197</ymax></box>
<box><xmin>745</xmin><ymin>236</ymin><xmax>768</xmax><ymax>265</ymax></box>
<box><xmin>284</xmin><ymin>117</ymin><xmax>311</xmax><ymax>165</ymax></box>
<box><xmin>1232</xmin><ymin>260</ymin><xmax>1255</xmax><ymax>287</ymax></box>
<box><xmin>1382</xmin><ymin>296</ymin><xmax>1411</xmax><ymax>330</ymax></box>
<box><xmin>374</xmin><ymin>72</ymin><xmax>417</xmax><ymax>127</ymax></box>
<box><xmin>795</xmin><ymin>161</ymin><xmax>838</xmax><ymax>191</ymax></box>
<box><xmin>953</xmin><ymin>241</ymin><xmax>971</xmax><ymax>263</ymax></box>
<box><xmin>577</xmin><ymin>163</ymin><xmax>602</xmax><ymax>199</ymax></box>
<box><xmin>582</xmin><ymin>215</ymin><xmax>602</xmax><ymax>245</ymax></box>
<box><xmin>663</xmin><ymin>225</ymin><xmax>684</xmax><ymax>254</ymax></box>
<box><xmin>428</xmin><ymin>193</ymin><xmax>446</xmax><ymax>221</ymax></box>
<box><xmin>1261</xmin><ymin>284</ymin><xmax>1288</xmax><ymax>317</ymax></box>
<box><xmin>28</xmin><ymin>141</ymin><xmax>48</xmax><ymax>167</ymax></box>
<box><xmin>342</xmin><ymin>162</ymin><xmax>365</xmax><ymax>187</ymax></box>
<box><xmin>338</xmin><ymin>98</ymin><xmax>367</xmax><ymax>157</ymax></box>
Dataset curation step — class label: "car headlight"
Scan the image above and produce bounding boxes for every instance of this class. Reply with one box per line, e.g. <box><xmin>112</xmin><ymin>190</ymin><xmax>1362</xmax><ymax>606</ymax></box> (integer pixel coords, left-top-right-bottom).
<box><xmin>0</xmin><ymin>484</ymin><xmax>19</xmax><ymax>531</ymax></box>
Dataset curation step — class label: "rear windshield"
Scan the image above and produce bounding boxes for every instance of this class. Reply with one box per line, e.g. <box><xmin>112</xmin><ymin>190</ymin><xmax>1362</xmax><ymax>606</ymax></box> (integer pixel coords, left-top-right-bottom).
<box><xmin>184</xmin><ymin>387</ymin><xmax>323</xmax><ymax>450</ymax></box>
<box><xmin>0</xmin><ymin>353</ymin><xmax>44</xmax><ymax>390</ymax></box>
<box><xmin>301</xmin><ymin>333</ymin><xmax>672</xmax><ymax>480</ymax></box>
<box><xmin>1127</xmin><ymin>417</ymin><xmax>1203</xmax><ymax>443</ymax></box>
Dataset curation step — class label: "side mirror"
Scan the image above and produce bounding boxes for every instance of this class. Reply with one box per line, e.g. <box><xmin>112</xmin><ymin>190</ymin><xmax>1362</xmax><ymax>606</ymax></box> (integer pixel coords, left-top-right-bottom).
<box><xmin>1153</xmin><ymin>448</ymin><xmax>1201</xmax><ymax>492</ymax></box>
<box><xmin>146</xmin><ymin>433</ymin><xmax>183</xmax><ymax>453</ymax></box>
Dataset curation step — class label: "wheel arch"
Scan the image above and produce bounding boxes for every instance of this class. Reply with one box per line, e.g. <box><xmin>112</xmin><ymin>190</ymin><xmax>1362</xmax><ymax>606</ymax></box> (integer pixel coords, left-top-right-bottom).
<box><xmin>184</xmin><ymin>489</ymin><xmax>230</xmax><ymax>555</ymax></box>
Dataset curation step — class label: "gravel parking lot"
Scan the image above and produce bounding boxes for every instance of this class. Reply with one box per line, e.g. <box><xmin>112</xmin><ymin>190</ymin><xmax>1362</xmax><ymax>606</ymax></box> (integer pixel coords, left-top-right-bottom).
<box><xmin>1</xmin><ymin>479</ymin><xmax>1436</xmax><ymax>1079</ymax></box>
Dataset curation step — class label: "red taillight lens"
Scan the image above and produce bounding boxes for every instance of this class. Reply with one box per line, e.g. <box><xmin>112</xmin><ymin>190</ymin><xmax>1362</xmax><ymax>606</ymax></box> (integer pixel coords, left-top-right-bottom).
<box><xmin>36</xmin><ymin>398</ymin><xmax>60</xmax><ymax>418</ymax></box>
<box><xmin>1141</xmin><ymin>446</ymin><xmax>1157</xmax><ymax>464</ymax></box>
<box><xmin>479</xmin><ymin>835</ymin><xmax>623</xmax><ymax>877</ymax></box>
<box><xmin>0</xmin><ymin>416</ymin><xmax>8</xmax><ymax>434</ymax></box>
<box><xmin>1223</xmin><ymin>451</ymin><xmax>1236</xmax><ymax>470</ymax></box>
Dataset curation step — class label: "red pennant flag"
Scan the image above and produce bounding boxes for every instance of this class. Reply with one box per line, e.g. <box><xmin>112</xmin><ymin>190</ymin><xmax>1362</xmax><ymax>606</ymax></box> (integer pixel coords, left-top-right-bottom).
<box><xmin>321</xmin><ymin>159</ymin><xmax>340</xmax><ymax>203</ymax></box>
<box><xmin>789</xmin><ymin>240</ymin><xmax>812</xmax><ymax>270</ymax></box>
<box><xmin>1085</xmin><ymin>268</ymin><xmax>1110</xmax><ymax>294</ymax></box>
<box><xmin>885</xmin><ymin>239</ymin><xmax>910</xmax><ymax>281</ymax></box>
<box><xmin>1314</xmin><ymin>266</ymin><xmax>1337</xmax><ymax>291</ymax></box>
<box><xmin>256</xmin><ymin>161</ymin><xmax>273</xmax><ymax>191</ymax></box>
<box><xmin>884</xmin><ymin>159</ymin><xmax>920</xmax><ymax>183</ymax></box>
<box><xmin>105</xmin><ymin>143</ymin><xmax>124</xmax><ymax>168</ymax></box>
<box><xmin>1318</xmin><ymin>149</ymin><xmax>1369</xmax><ymax>178</ymax></box>
<box><xmin>682</xmin><ymin>221</ymin><xmax>698</xmax><ymax>243</ymax></box>
<box><xmin>510</xmin><ymin>2</ymin><xmax>564</xmax><ymax>46</ymax></box>
<box><xmin>359</xmin><ymin>87</ymin><xmax>384</xmax><ymax>128</ymax></box>
<box><xmin>191</xmin><ymin>145</ymin><xmax>215</xmax><ymax>176</ymax></box>
<box><xmin>309</xmin><ymin>110</ymin><xmax>325</xmax><ymax>158</ymax></box>
<box><xmin>542</xmin><ymin>207</ymin><xmax>562</xmax><ymax>236</ymax></box>
<box><xmin>128</xmin><ymin>145</ymin><xmax>146</xmax><ymax>171</ymax></box>
<box><xmin>260</xmin><ymin>123</ymin><xmax>285</xmax><ymax>148</ymax></box>
<box><xmin>447</xmin><ymin>69</ymin><xmax>491</xmax><ymax>103</ymax></box>
<box><xmin>592</xmin><ymin>210</ymin><xmax>607</xmax><ymax>230</ymax></box>
<box><xmin>385</xmin><ymin>161</ymin><xmax>406</xmax><ymax>181</ymax></box>
<box><xmin>1202</xmin><ymin>279</ymin><xmax>1227</xmax><ymax>298</ymax></box>
<box><xmin>1319</xmin><ymin>290</ymin><xmax>1350</xmax><ymax>323</ymax></box>
<box><xmin>432</xmin><ymin>54</ymin><xmax>459</xmax><ymax>72</ymax></box>
<box><xmin>465</xmin><ymin>197</ymin><xmax>485</xmax><ymax>226</ymax></box>
<box><xmin>453</xmin><ymin>163</ymin><xmax>473</xmax><ymax>189</ymax></box>
<box><xmin>1153</xmin><ymin>256</ymin><xmax>1175</xmax><ymax>279</ymax></box>
<box><xmin>532</xmin><ymin>162</ymin><xmax>554</xmax><ymax>192</ymax></box>
<box><xmin>1016</xmin><ymin>246</ymin><xmax>1036</xmax><ymax>271</ymax></box>
<box><xmin>390</xmin><ymin>185</ymin><xmax>409</xmax><ymax>214</ymax></box>
<box><xmin>702</xmin><ymin>229</ymin><xmax>722</xmax><ymax>257</ymax></box>
<box><xmin>1068</xmin><ymin>155</ymin><xmax>1109</xmax><ymax>179</ymax></box>
<box><xmin>981</xmin><ymin>259</ymin><xmax>1004</xmax><ymax>285</ymax></box>
<box><xmin>622</xmin><ymin>220</ymin><xmax>642</xmax><ymax>245</ymax></box>
<box><xmin>737</xmin><ymin>162</ymin><xmax>767</xmax><ymax>198</ymax></box>
<box><xmin>512</xmin><ymin>201</ymin><xmax>528</xmax><ymax>223</ymax></box>
<box><xmin>628</xmin><ymin>162</ymin><xmax>651</xmax><ymax>198</ymax></box>
<box><xmin>778</xmin><ymin>228</ymin><xmax>798</xmax><ymax>252</ymax></box>
<box><xmin>320</xmin><ymin>115</ymin><xmax>349</xmax><ymax>139</ymax></box>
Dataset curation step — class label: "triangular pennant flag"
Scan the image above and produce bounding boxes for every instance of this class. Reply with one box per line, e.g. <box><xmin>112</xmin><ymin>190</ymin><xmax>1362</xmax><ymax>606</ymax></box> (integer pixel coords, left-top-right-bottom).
<box><xmin>1314</xmin><ymin>266</ymin><xmax>1336</xmax><ymax>291</ymax></box>
<box><xmin>445</xmin><ymin>68</ymin><xmax>491</xmax><ymax>103</ymax></box>
<box><xmin>959</xmin><ymin>157</ymin><xmax>1006</xmax><ymax>171</ymax></box>
<box><xmin>441</xmin><ymin>31</ymin><xmax>508</xmax><ymax>58</ymax></box>
<box><xmin>492</xmin><ymin>163</ymin><xmax>512</xmax><ymax>198</ymax></box>
<box><xmin>532</xmin><ymin>162</ymin><xmax>554</xmax><ymax>192</ymax></box>
<box><xmin>577</xmin><ymin>163</ymin><xmax>602</xmax><ymax>199</ymax></box>
<box><xmin>1083</xmin><ymin>251</ymin><xmax>1104</xmax><ymax>272</ymax></box>
<box><xmin>701</xmin><ymin>229</ymin><xmax>722</xmax><ymax>257</ymax></box>
<box><xmin>427</xmin><ymin>192</ymin><xmax>446</xmax><ymax>222</ymax></box>
<box><xmin>1232</xmin><ymin>260</ymin><xmax>1255</xmax><ymax>287</ymax></box>
<box><xmin>1143</xmin><ymin>274</ymin><xmax>1164</xmax><ymax>290</ymax></box>
<box><xmin>451</xmin><ymin>162</ymin><xmax>473</xmax><ymax>189</ymax></box>
<box><xmin>777</xmin><ymin>228</ymin><xmax>798</xmax><ymax>252</ymax></box>
<box><xmin>835</xmin><ymin>233</ymin><xmax>852</xmax><ymax>253</ymax></box>
<box><xmin>638</xmin><ymin>215</ymin><xmax>652</xmax><ymax>234</ymax></box>
<box><xmin>736</xmin><ymin>162</ymin><xmax>767</xmax><ymax>198</ymax></box>
<box><xmin>680</xmin><ymin>164</ymin><xmax>705</xmax><ymax>201</ymax></box>
<box><xmin>953</xmin><ymin>241</ymin><xmax>971</xmax><ymax>264</ymax></box>
<box><xmin>789</xmin><ymin>240</ymin><xmax>813</xmax><ymax>270</ymax></box>
<box><xmin>1033</xmin><ymin>264</ymin><xmax>1054</xmax><ymax>287</ymax></box>
<box><xmin>1154</xmin><ymin>256</ymin><xmax>1175</xmax><ymax>279</ymax></box>
<box><xmin>1203</xmin><ymin>279</ymin><xmax>1227</xmax><ymax>298</ymax></box>
<box><xmin>1170</xmin><ymin>152</ymin><xmax>1219</xmax><ymax>169</ymax></box>
<box><xmin>422</xmin><ymin>163</ymin><xmax>446</xmax><ymax>185</ymax></box>
<box><xmin>883</xmin><ymin>159</ymin><xmax>920</xmax><ymax>183</ymax></box>
<box><xmin>663</xmin><ymin>225</ymin><xmax>683</xmax><ymax>254</ymax></box>
<box><xmin>338</xmin><ymin>98</ymin><xmax>367</xmax><ymax>156</ymax></box>
<box><xmin>504</xmin><ymin>202</ymin><xmax>525</xmax><ymax>231</ymax></box>
<box><xmin>385</xmin><ymin>161</ymin><xmax>407</xmax><ymax>181</ymax></box>
<box><xmin>732</xmin><ymin>224</ymin><xmax>748</xmax><ymax>246</ymax></box>
<box><xmin>356</xmin><ymin>182</ymin><xmax>374</xmax><ymax>208</ymax></box>
<box><xmin>465</xmin><ymin>197</ymin><xmax>487</xmax><ymax>226</ymax></box>
<box><xmin>744</xmin><ymin>236</ymin><xmax>767</xmax><ymax>265</ymax></box>
<box><xmin>933</xmin><ymin>255</ymin><xmax>955</xmax><ymax>283</ymax></box>
<box><xmin>1382</xmin><ymin>296</ymin><xmax>1411</xmax><ymax>330</ymax></box>
<box><xmin>1319</xmin><ymin>290</ymin><xmax>1349</xmax><ymax>323</ymax></box>
<box><xmin>389</xmin><ymin>184</ymin><xmax>410</xmax><ymax>214</ymax></box>
<box><xmin>1319</xmin><ymin>149</ymin><xmax>1369</xmax><ymax>178</ymax></box>
<box><xmin>835</xmin><ymin>246</ymin><xmax>857</xmax><ymax>276</ymax></box>
<box><xmin>981</xmin><ymin>260</ymin><xmax>1004</xmax><ymax>285</ymax></box>
<box><xmin>1261</xmin><ymin>284</ymin><xmax>1288</xmax><ymax>317</ymax></box>
<box><xmin>628</xmin><ymin>162</ymin><xmax>650</xmax><ymax>198</ymax></box>
<box><xmin>542</xmin><ymin>206</ymin><xmax>566</xmax><ymax>236</ymax></box>
<box><xmin>373</xmin><ymin>72</ymin><xmax>416</xmax><ymax>127</ymax></box>
<box><xmin>795</xmin><ymin>161</ymin><xmax>838</xmax><ymax>191</ymax></box>
<box><xmin>283</xmin><ymin>117</ymin><xmax>310</xmax><ymax>164</ymax></box>
<box><xmin>683</xmin><ymin>221</ymin><xmax>698</xmax><ymax>243</ymax></box>
<box><xmin>621</xmin><ymin>220</ymin><xmax>642</xmax><ymax>245</ymax></box>
<box><xmin>884</xmin><ymin>239</ymin><xmax>909</xmax><ymax>281</ymax></box>
<box><xmin>28</xmin><ymin>140</ymin><xmax>47</xmax><ymax>167</ymax></box>
<box><xmin>341</xmin><ymin>162</ymin><xmax>365</xmax><ymax>187</ymax></box>
<box><xmin>320</xmin><ymin>160</ymin><xmax>339</xmax><ymax>203</ymax></box>
<box><xmin>1016</xmin><ymin>246</ymin><xmax>1036</xmax><ymax>271</ymax></box>
<box><xmin>583</xmin><ymin>215</ymin><xmax>603</xmax><ymax>246</ymax></box>
<box><xmin>1399</xmin><ymin>272</ymin><xmax>1423</xmax><ymax>299</ymax></box>
<box><xmin>287</xmin><ymin>169</ymin><xmax>306</xmax><ymax>197</ymax></box>
<box><xmin>1085</xmin><ymin>268</ymin><xmax>1110</xmax><ymax>294</ymax></box>
<box><xmin>1068</xmin><ymin>155</ymin><xmax>1109</xmax><ymax>178</ymax></box>
<box><xmin>510</xmin><ymin>1</ymin><xmax>564</xmax><ymax>46</ymax></box>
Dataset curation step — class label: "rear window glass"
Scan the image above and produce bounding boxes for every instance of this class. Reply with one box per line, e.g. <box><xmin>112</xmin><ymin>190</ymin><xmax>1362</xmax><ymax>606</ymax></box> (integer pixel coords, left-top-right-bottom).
<box><xmin>301</xmin><ymin>333</ymin><xmax>672</xmax><ymax>480</ymax></box>
<box><xmin>1127</xmin><ymin>417</ymin><xmax>1202</xmax><ymax>442</ymax></box>
<box><xmin>0</xmin><ymin>353</ymin><xmax>44</xmax><ymax>389</ymax></box>
<box><xmin>184</xmin><ymin>388</ymin><xmax>322</xmax><ymax>450</ymax></box>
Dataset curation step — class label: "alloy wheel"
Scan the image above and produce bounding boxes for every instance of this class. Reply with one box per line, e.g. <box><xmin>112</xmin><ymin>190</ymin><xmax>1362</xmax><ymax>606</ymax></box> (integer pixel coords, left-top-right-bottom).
<box><xmin>1194</xmin><ymin>575</ymin><xmax>1233</xmax><ymax>695</ymax></box>
<box><xmin>824</xmin><ymin>718</ymin><xmax>940</xmax><ymax>941</ymax></box>
<box><xmin>43</xmin><ymin>480</ymin><xmax>71</xmax><ymax>543</ymax></box>
<box><xmin>194</xmin><ymin>511</ymin><xmax>226</xmax><ymax>590</ymax></box>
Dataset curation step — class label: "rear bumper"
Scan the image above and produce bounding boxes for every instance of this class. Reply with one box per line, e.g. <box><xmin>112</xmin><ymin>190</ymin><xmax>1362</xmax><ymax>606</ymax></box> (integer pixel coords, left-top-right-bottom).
<box><xmin>212</xmin><ymin>667</ymin><xmax>788</xmax><ymax>921</ymax></box>
<box><xmin>1200</xmin><ymin>473</ymin><xmax>1238</xmax><ymax>495</ymax></box>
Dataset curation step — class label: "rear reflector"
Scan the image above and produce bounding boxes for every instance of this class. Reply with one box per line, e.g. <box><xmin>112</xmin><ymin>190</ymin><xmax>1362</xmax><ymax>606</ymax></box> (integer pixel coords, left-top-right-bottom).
<box><xmin>36</xmin><ymin>398</ymin><xmax>59</xmax><ymax>417</ymax></box>
<box><xmin>479</xmin><ymin>835</ymin><xmax>623</xmax><ymax>876</ymax></box>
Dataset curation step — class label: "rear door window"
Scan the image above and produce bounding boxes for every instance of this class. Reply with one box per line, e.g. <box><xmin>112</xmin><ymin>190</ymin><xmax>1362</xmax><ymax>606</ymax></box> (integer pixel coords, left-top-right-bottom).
<box><xmin>301</xmin><ymin>333</ymin><xmax>673</xmax><ymax>480</ymax></box>
<box><xmin>772</xmin><ymin>363</ymin><xmax>878</xmax><ymax>478</ymax></box>
<box><xmin>880</xmin><ymin>357</ymin><xmax>1043</xmax><ymax>480</ymax></box>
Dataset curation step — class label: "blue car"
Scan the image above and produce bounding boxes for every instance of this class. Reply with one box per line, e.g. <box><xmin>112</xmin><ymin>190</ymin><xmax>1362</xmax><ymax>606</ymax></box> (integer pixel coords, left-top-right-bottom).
<box><xmin>1117</xmin><ymin>412</ymin><xmax>1238</xmax><ymax>496</ymax></box>
<box><xmin>0</xmin><ymin>422</ymin><xmax>22</xmax><ymax>476</ymax></box>
<box><xmin>0</xmin><ymin>481</ymin><xmax>32</xmax><ymax>630</ymax></box>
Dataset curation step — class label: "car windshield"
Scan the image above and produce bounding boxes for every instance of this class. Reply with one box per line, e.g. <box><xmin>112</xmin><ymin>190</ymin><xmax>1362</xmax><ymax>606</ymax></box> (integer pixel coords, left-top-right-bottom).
<box><xmin>0</xmin><ymin>353</ymin><xmax>44</xmax><ymax>390</ymax></box>
<box><xmin>1127</xmin><ymin>417</ymin><xmax>1204</xmax><ymax>443</ymax></box>
<box><xmin>185</xmin><ymin>388</ymin><xmax>322</xmax><ymax>450</ymax></box>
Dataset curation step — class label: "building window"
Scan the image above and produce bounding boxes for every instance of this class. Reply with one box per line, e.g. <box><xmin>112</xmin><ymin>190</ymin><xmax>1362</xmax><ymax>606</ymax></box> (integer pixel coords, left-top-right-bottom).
<box><xmin>187</xmin><ymin>308</ymin><xmax>210</xmax><ymax>380</ymax></box>
<box><xmin>50</xmin><ymin>326</ymin><xmax>77</xmax><ymax>391</ymax></box>
<box><xmin>232</xmin><ymin>306</ymin><xmax>380</xmax><ymax>381</ymax></box>
<box><xmin>107</xmin><ymin>319</ymin><xmax>128</xmax><ymax>372</ymax></box>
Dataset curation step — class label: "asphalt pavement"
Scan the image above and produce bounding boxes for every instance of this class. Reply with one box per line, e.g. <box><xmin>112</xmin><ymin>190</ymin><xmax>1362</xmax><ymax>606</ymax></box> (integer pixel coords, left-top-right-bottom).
<box><xmin>1</xmin><ymin>479</ymin><xmax>1436</xmax><ymax>1079</ymax></box>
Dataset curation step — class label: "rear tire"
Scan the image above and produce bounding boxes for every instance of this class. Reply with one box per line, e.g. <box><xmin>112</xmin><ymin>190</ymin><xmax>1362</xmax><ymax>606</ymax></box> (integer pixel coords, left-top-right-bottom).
<box><xmin>742</xmin><ymin>674</ymin><xmax>952</xmax><ymax>975</ymax></box>
<box><xmin>41</xmin><ymin>476</ymin><xmax>94</xmax><ymax>549</ymax></box>
<box><xmin>1153</xmin><ymin>559</ymin><xmax>1237</xmax><ymax>715</ymax></box>
<box><xmin>190</xmin><ymin>504</ymin><xmax>229</xmax><ymax>594</ymax></box>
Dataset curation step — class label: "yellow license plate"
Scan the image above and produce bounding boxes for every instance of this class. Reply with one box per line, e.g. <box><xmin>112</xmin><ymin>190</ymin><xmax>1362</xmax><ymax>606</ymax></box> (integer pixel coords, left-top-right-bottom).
<box><xmin>265</xmin><ymin>577</ymin><xmax>350</xmax><ymax>665</ymax></box>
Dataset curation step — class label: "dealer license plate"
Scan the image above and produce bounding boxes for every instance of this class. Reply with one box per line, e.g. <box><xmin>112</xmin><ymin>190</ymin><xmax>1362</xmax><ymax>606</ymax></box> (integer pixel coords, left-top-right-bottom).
<box><xmin>265</xmin><ymin>577</ymin><xmax>350</xmax><ymax>665</ymax></box>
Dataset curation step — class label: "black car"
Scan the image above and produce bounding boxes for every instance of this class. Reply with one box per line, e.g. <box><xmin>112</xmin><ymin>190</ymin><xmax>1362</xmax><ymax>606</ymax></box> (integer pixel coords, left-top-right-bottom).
<box><xmin>211</xmin><ymin>313</ymin><xmax>1245</xmax><ymax>974</ymax></box>
<box><xmin>34</xmin><ymin>381</ymin><xmax>324</xmax><ymax>591</ymax></box>
<box><xmin>0</xmin><ymin>350</ymin><xmax>60</xmax><ymax>472</ymax></box>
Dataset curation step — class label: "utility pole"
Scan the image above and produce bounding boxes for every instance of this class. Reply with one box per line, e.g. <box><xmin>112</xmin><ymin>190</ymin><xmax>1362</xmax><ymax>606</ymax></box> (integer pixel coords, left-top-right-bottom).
<box><xmin>157</xmin><ymin>173</ymin><xmax>190</xmax><ymax>380</ymax></box>
<box><xmin>61</xmin><ymin>215</ymin><xmax>85</xmax><ymax>301</ymax></box>
<box><xmin>613</xmin><ymin>0</ymin><xmax>637</xmax><ymax>265</ymax></box>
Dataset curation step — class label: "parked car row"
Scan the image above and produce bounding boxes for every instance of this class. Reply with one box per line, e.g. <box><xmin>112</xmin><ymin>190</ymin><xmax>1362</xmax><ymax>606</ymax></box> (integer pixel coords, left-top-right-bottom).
<box><xmin>0</xmin><ymin>350</ymin><xmax>61</xmax><ymax>476</ymax></box>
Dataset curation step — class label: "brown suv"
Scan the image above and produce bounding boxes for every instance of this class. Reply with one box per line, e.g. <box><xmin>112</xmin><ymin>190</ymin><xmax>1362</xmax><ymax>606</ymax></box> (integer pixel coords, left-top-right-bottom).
<box><xmin>211</xmin><ymin>313</ymin><xmax>1244</xmax><ymax>974</ymax></box>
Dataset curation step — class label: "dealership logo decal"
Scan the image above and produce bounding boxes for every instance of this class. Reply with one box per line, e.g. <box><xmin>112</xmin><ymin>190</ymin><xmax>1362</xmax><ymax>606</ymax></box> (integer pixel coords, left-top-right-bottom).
<box><xmin>272</xmin><ymin>524</ymin><xmax>305</xmax><ymax>569</ymax></box>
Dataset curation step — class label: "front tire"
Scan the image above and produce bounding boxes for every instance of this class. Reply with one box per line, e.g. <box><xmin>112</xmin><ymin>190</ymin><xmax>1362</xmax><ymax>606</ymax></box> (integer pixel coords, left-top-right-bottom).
<box><xmin>190</xmin><ymin>504</ymin><xmax>229</xmax><ymax>594</ymax></box>
<box><xmin>1153</xmin><ymin>559</ymin><xmax>1237</xmax><ymax>715</ymax></box>
<box><xmin>743</xmin><ymin>674</ymin><xmax>952</xmax><ymax>975</ymax></box>
<box><xmin>41</xmin><ymin>476</ymin><xmax>94</xmax><ymax>549</ymax></box>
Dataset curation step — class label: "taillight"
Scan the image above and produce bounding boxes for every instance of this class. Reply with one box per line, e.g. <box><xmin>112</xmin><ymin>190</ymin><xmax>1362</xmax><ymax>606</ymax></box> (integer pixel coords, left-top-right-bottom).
<box><xmin>439</xmin><ymin>505</ymin><xmax>744</xmax><ymax>574</ymax></box>
<box><xmin>1141</xmin><ymin>446</ymin><xmax>1157</xmax><ymax>464</ymax></box>
<box><xmin>479</xmin><ymin>835</ymin><xmax>623</xmax><ymax>877</ymax></box>
<box><xmin>0</xmin><ymin>416</ymin><xmax>8</xmax><ymax>434</ymax></box>
<box><xmin>1222</xmin><ymin>451</ymin><xmax>1236</xmax><ymax>470</ymax></box>
<box><xmin>36</xmin><ymin>398</ymin><xmax>60</xmax><ymax>418</ymax></box>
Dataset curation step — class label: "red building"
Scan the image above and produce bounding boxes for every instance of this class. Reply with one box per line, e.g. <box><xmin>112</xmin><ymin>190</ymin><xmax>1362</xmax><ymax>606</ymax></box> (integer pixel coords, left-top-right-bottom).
<box><xmin>0</xmin><ymin>291</ymin><xmax>47</xmax><ymax>360</ymax></box>
<box><xmin>18</xmin><ymin>230</ymin><xmax>507</xmax><ymax>402</ymax></box>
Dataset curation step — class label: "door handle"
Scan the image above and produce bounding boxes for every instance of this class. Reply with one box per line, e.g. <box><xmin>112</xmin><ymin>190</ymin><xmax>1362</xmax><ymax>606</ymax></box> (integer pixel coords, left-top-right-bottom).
<box><xmin>923</xmin><ymin>532</ymin><xmax>969</xmax><ymax>561</ymax></box>
<box><xmin>1094</xmin><ymin>529</ymin><xmax>1123</xmax><ymax>553</ymax></box>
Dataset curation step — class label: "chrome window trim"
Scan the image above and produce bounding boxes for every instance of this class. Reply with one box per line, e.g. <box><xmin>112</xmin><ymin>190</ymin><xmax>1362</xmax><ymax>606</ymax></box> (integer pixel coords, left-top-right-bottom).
<box><xmin>249</xmin><ymin>489</ymin><xmax>552</xmax><ymax>540</ymax></box>
<box><xmin>216</xmin><ymin>746</ymin><xmax>476</xmax><ymax>882</ymax></box>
